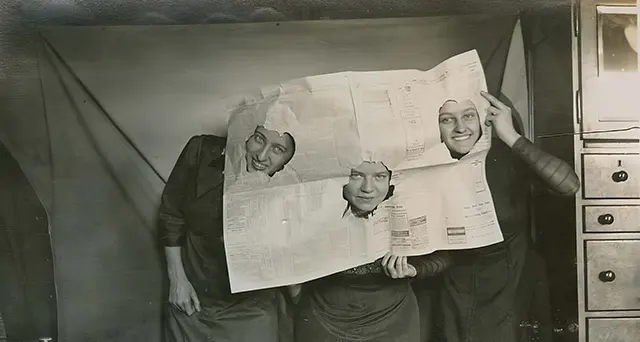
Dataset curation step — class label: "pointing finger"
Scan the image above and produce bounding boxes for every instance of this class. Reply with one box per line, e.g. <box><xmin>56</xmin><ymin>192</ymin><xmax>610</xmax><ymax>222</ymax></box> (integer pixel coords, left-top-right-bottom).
<box><xmin>480</xmin><ymin>91</ymin><xmax>509</xmax><ymax>111</ymax></box>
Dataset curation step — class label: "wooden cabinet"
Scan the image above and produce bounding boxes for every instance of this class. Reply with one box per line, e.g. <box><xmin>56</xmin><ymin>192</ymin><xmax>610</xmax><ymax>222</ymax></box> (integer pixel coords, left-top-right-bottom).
<box><xmin>582</xmin><ymin>154</ymin><xmax>640</xmax><ymax>199</ymax></box>
<box><xmin>585</xmin><ymin>240</ymin><xmax>640</xmax><ymax>311</ymax></box>
<box><xmin>576</xmin><ymin>0</ymin><xmax>640</xmax><ymax>141</ymax></box>
<box><xmin>588</xmin><ymin>318</ymin><xmax>640</xmax><ymax>341</ymax></box>
<box><xmin>573</xmin><ymin>0</ymin><xmax>640</xmax><ymax>341</ymax></box>
<box><xmin>583</xmin><ymin>205</ymin><xmax>640</xmax><ymax>232</ymax></box>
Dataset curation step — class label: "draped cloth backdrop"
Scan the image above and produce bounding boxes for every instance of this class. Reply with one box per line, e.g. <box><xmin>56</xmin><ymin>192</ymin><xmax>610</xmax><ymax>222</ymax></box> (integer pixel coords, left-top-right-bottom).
<box><xmin>0</xmin><ymin>15</ymin><xmax>526</xmax><ymax>341</ymax></box>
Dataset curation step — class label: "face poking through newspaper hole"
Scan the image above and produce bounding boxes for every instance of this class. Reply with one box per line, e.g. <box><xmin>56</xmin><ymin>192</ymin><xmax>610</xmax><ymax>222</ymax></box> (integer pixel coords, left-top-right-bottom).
<box><xmin>438</xmin><ymin>99</ymin><xmax>483</xmax><ymax>158</ymax></box>
<box><xmin>244</xmin><ymin>125</ymin><xmax>296</xmax><ymax>177</ymax></box>
<box><xmin>342</xmin><ymin>161</ymin><xmax>395</xmax><ymax>219</ymax></box>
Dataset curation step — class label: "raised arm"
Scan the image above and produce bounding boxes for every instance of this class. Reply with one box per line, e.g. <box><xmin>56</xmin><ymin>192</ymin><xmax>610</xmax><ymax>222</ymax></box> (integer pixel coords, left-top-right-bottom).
<box><xmin>481</xmin><ymin>91</ymin><xmax>579</xmax><ymax>197</ymax></box>
<box><xmin>511</xmin><ymin>137</ymin><xmax>579</xmax><ymax>196</ymax></box>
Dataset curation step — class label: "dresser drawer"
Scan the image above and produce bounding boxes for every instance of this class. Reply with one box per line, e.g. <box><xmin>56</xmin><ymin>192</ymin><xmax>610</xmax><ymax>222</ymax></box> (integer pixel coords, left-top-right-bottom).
<box><xmin>585</xmin><ymin>240</ymin><xmax>640</xmax><ymax>311</ymax></box>
<box><xmin>583</xmin><ymin>154</ymin><xmax>640</xmax><ymax>199</ymax></box>
<box><xmin>584</xmin><ymin>206</ymin><xmax>640</xmax><ymax>233</ymax></box>
<box><xmin>588</xmin><ymin>318</ymin><xmax>640</xmax><ymax>341</ymax></box>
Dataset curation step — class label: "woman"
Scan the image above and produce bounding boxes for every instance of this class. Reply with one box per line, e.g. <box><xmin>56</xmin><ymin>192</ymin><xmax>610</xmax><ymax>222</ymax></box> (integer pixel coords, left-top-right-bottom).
<box><xmin>159</xmin><ymin>125</ymin><xmax>296</xmax><ymax>342</ymax></box>
<box><xmin>341</xmin><ymin>161</ymin><xmax>396</xmax><ymax>219</ymax></box>
<box><xmin>437</xmin><ymin>91</ymin><xmax>579</xmax><ymax>342</ymax></box>
<box><xmin>295</xmin><ymin>160</ymin><xmax>451</xmax><ymax>342</ymax></box>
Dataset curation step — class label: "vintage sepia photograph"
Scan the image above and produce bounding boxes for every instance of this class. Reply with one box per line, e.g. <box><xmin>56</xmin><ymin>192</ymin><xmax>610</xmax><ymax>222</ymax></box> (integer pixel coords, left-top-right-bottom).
<box><xmin>0</xmin><ymin>1</ymin><xmax>630</xmax><ymax>342</ymax></box>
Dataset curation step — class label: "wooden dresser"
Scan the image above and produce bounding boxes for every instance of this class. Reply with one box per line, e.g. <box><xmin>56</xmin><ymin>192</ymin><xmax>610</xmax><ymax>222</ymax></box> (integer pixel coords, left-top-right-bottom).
<box><xmin>572</xmin><ymin>0</ymin><xmax>640</xmax><ymax>341</ymax></box>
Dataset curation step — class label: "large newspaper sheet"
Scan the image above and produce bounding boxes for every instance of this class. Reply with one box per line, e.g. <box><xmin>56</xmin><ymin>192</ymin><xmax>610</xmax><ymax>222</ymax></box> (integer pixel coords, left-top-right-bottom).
<box><xmin>222</xmin><ymin>50</ymin><xmax>504</xmax><ymax>293</ymax></box>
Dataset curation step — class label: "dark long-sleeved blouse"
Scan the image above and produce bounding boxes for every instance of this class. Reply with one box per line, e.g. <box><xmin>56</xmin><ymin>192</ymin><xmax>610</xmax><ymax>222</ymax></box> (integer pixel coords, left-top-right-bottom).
<box><xmin>158</xmin><ymin>134</ymin><xmax>241</xmax><ymax>304</ymax></box>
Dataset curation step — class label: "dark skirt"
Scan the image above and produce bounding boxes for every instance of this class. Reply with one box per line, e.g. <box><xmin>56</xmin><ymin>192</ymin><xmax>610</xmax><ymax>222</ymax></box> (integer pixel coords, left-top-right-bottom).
<box><xmin>164</xmin><ymin>289</ymin><xmax>291</xmax><ymax>342</ymax></box>
<box><xmin>295</xmin><ymin>277</ymin><xmax>421</xmax><ymax>342</ymax></box>
<box><xmin>440</xmin><ymin>234</ymin><xmax>552</xmax><ymax>342</ymax></box>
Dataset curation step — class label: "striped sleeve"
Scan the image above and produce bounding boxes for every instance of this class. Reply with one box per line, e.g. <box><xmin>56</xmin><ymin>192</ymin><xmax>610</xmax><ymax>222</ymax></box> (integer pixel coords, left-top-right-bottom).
<box><xmin>409</xmin><ymin>251</ymin><xmax>452</xmax><ymax>279</ymax></box>
<box><xmin>511</xmin><ymin>137</ymin><xmax>580</xmax><ymax>196</ymax></box>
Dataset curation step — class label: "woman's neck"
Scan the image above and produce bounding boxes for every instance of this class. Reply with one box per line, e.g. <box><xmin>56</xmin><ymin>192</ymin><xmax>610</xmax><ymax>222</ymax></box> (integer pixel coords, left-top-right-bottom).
<box><xmin>450</xmin><ymin>151</ymin><xmax>467</xmax><ymax>160</ymax></box>
<box><xmin>350</xmin><ymin>205</ymin><xmax>375</xmax><ymax>219</ymax></box>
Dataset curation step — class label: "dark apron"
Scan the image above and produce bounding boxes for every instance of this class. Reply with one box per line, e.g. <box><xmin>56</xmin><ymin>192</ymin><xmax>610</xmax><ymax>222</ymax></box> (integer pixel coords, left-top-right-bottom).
<box><xmin>295</xmin><ymin>276</ymin><xmax>421</xmax><ymax>342</ymax></box>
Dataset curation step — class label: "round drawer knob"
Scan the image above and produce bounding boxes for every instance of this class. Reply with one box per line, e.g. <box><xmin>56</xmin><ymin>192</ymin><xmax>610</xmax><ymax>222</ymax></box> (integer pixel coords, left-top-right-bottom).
<box><xmin>598</xmin><ymin>270</ymin><xmax>616</xmax><ymax>282</ymax></box>
<box><xmin>597</xmin><ymin>214</ymin><xmax>615</xmax><ymax>225</ymax></box>
<box><xmin>611</xmin><ymin>170</ymin><xmax>629</xmax><ymax>183</ymax></box>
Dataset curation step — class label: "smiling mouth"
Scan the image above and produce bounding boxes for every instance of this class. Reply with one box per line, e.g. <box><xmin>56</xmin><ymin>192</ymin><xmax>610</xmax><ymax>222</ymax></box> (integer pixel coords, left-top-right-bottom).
<box><xmin>452</xmin><ymin>135</ymin><xmax>472</xmax><ymax>141</ymax></box>
<box><xmin>357</xmin><ymin>196</ymin><xmax>376</xmax><ymax>202</ymax></box>
<box><xmin>251</xmin><ymin>159</ymin><xmax>268</xmax><ymax>171</ymax></box>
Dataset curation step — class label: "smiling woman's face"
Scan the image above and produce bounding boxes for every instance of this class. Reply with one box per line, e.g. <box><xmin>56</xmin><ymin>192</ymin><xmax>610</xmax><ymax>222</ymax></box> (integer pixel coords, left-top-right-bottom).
<box><xmin>245</xmin><ymin>126</ymin><xmax>295</xmax><ymax>177</ymax></box>
<box><xmin>438</xmin><ymin>100</ymin><xmax>481</xmax><ymax>156</ymax></box>
<box><xmin>344</xmin><ymin>162</ymin><xmax>390</xmax><ymax>212</ymax></box>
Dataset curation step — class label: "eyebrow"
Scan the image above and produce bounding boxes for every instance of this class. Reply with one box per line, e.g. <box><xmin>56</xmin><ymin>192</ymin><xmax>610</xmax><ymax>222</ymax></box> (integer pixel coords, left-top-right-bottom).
<box><xmin>274</xmin><ymin>143</ymin><xmax>287</xmax><ymax>151</ymax></box>
<box><xmin>350</xmin><ymin>170</ymin><xmax>388</xmax><ymax>177</ymax></box>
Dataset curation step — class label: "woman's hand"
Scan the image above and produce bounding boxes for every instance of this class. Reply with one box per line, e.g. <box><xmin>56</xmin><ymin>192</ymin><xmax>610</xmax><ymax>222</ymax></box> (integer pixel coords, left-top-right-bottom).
<box><xmin>481</xmin><ymin>90</ymin><xmax>521</xmax><ymax>148</ymax></box>
<box><xmin>381</xmin><ymin>252</ymin><xmax>417</xmax><ymax>279</ymax></box>
<box><xmin>169</xmin><ymin>277</ymin><xmax>202</xmax><ymax>316</ymax></box>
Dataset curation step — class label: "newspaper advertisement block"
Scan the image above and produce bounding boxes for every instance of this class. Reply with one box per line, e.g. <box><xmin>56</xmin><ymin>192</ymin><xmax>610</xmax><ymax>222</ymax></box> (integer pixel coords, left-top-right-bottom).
<box><xmin>222</xmin><ymin>50</ymin><xmax>504</xmax><ymax>293</ymax></box>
